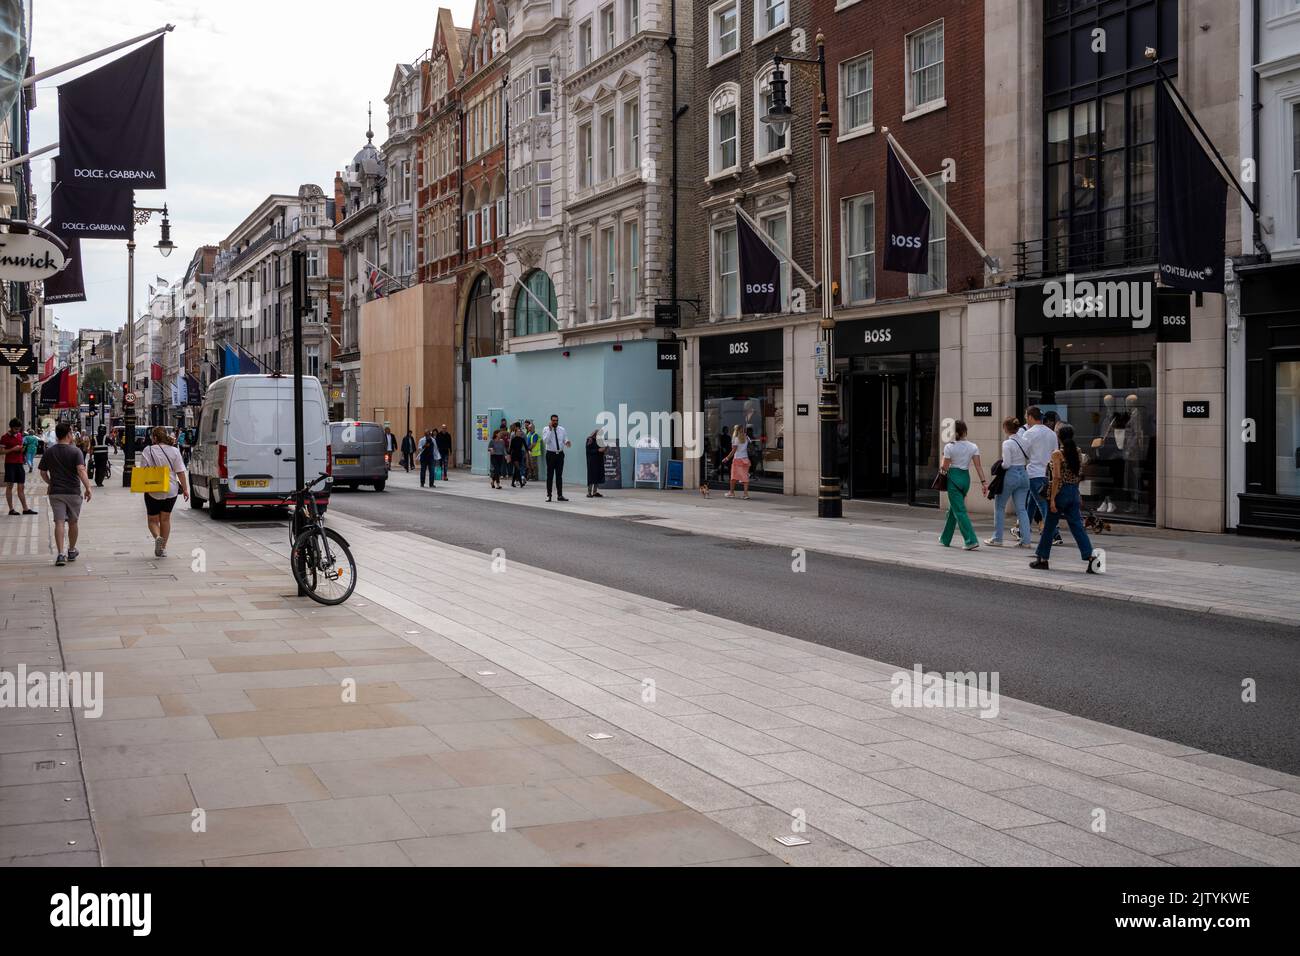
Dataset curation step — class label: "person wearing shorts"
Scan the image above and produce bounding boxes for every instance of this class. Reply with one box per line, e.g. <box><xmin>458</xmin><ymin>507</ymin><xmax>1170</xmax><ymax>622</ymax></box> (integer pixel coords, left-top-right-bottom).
<box><xmin>3</xmin><ymin>418</ymin><xmax>36</xmax><ymax>516</ymax></box>
<box><xmin>721</xmin><ymin>424</ymin><xmax>752</xmax><ymax>499</ymax></box>
<box><xmin>38</xmin><ymin>422</ymin><xmax>93</xmax><ymax>567</ymax></box>
<box><xmin>139</xmin><ymin>427</ymin><xmax>190</xmax><ymax>558</ymax></box>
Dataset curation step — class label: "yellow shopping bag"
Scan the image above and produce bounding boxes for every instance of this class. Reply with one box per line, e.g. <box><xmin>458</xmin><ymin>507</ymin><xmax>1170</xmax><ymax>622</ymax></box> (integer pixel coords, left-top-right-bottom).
<box><xmin>130</xmin><ymin>466</ymin><xmax>171</xmax><ymax>494</ymax></box>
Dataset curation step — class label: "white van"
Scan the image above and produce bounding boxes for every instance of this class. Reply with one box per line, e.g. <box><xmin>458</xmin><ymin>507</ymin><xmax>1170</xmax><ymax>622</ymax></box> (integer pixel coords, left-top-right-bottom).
<box><xmin>189</xmin><ymin>374</ymin><xmax>332</xmax><ymax>517</ymax></box>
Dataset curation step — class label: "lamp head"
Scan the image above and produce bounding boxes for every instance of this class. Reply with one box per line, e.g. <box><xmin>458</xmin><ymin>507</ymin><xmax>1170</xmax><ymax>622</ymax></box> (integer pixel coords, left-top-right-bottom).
<box><xmin>761</xmin><ymin>60</ymin><xmax>792</xmax><ymax>137</ymax></box>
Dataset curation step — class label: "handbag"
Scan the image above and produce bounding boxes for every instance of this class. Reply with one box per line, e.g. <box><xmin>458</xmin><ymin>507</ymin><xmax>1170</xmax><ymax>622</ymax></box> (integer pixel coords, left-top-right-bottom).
<box><xmin>130</xmin><ymin>445</ymin><xmax>172</xmax><ymax>494</ymax></box>
<box><xmin>930</xmin><ymin>471</ymin><xmax>948</xmax><ymax>492</ymax></box>
<box><xmin>986</xmin><ymin>460</ymin><xmax>1006</xmax><ymax>499</ymax></box>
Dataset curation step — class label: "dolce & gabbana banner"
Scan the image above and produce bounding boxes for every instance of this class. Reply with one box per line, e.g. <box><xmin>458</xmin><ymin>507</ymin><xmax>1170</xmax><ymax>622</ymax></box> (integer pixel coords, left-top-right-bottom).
<box><xmin>50</xmin><ymin>158</ymin><xmax>134</xmax><ymax>239</ymax></box>
<box><xmin>58</xmin><ymin>35</ymin><xmax>166</xmax><ymax>189</ymax></box>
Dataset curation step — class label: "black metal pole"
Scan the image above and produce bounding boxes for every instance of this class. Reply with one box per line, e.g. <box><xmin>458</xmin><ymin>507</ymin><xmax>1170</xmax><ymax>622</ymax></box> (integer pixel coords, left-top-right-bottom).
<box><xmin>291</xmin><ymin>250</ymin><xmax>307</xmax><ymax>597</ymax></box>
<box><xmin>814</xmin><ymin>35</ymin><xmax>841</xmax><ymax>518</ymax></box>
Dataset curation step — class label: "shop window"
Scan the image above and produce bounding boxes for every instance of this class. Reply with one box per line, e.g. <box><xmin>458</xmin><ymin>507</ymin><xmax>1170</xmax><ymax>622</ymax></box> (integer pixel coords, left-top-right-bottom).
<box><xmin>1022</xmin><ymin>333</ymin><xmax>1157</xmax><ymax>521</ymax></box>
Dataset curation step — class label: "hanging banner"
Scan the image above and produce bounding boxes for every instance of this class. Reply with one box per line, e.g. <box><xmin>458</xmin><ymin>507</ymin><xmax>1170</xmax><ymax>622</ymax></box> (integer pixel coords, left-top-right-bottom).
<box><xmin>50</xmin><ymin>158</ymin><xmax>135</xmax><ymax>239</ymax></box>
<box><xmin>736</xmin><ymin>213</ymin><xmax>782</xmax><ymax>315</ymax></box>
<box><xmin>57</xmin><ymin>36</ymin><xmax>167</xmax><ymax>189</ymax></box>
<box><xmin>39</xmin><ymin>368</ymin><xmax>67</xmax><ymax>405</ymax></box>
<box><xmin>43</xmin><ymin>231</ymin><xmax>86</xmax><ymax>303</ymax></box>
<box><xmin>1156</xmin><ymin>83</ymin><xmax>1226</xmax><ymax>295</ymax></box>
<box><xmin>883</xmin><ymin>142</ymin><xmax>931</xmax><ymax>274</ymax></box>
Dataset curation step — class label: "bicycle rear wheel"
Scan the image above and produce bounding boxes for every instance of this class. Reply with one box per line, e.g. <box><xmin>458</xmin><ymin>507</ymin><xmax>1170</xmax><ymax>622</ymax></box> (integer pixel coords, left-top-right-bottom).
<box><xmin>291</xmin><ymin>527</ymin><xmax>356</xmax><ymax>605</ymax></box>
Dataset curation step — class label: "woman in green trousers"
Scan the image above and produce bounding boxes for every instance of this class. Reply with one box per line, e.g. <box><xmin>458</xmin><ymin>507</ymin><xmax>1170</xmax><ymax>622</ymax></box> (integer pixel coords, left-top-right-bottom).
<box><xmin>939</xmin><ymin>420</ymin><xmax>987</xmax><ymax>551</ymax></box>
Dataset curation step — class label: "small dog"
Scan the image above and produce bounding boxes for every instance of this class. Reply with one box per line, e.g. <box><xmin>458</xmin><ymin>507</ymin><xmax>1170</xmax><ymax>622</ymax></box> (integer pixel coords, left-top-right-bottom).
<box><xmin>1084</xmin><ymin>511</ymin><xmax>1111</xmax><ymax>534</ymax></box>
<box><xmin>699</xmin><ymin>483</ymin><xmax>711</xmax><ymax>498</ymax></box>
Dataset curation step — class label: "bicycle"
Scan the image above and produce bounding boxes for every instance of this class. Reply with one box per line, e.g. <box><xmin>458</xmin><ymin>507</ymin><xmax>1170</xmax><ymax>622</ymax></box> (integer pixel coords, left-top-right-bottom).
<box><xmin>285</xmin><ymin>473</ymin><xmax>357</xmax><ymax>605</ymax></box>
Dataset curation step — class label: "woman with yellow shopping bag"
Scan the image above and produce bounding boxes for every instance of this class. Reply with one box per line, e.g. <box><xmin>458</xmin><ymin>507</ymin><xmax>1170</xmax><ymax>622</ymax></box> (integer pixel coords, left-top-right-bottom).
<box><xmin>132</xmin><ymin>426</ymin><xmax>189</xmax><ymax>558</ymax></box>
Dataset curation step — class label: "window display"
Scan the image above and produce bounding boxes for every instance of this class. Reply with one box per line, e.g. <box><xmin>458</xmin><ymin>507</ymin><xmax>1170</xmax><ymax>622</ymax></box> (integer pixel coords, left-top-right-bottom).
<box><xmin>1022</xmin><ymin>333</ymin><xmax>1156</xmax><ymax>521</ymax></box>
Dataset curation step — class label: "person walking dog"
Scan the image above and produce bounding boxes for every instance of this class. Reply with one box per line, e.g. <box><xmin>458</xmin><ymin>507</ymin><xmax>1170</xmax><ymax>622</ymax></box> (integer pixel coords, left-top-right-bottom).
<box><xmin>1030</xmin><ymin>425</ymin><xmax>1099</xmax><ymax>573</ymax></box>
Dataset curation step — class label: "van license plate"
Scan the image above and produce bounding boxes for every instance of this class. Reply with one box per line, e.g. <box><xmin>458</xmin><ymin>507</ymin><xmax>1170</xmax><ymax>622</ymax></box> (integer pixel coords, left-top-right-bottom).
<box><xmin>335</xmin><ymin>457</ymin><xmax>359</xmax><ymax>465</ymax></box>
<box><xmin>237</xmin><ymin>479</ymin><xmax>270</xmax><ymax>488</ymax></box>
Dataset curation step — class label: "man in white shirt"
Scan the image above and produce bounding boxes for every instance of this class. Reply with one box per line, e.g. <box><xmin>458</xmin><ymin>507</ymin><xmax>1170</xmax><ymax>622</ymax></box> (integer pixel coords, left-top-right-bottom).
<box><xmin>1018</xmin><ymin>405</ymin><xmax>1059</xmax><ymax>542</ymax></box>
<box><xmin>541</xmin><ymin>413</ymin><xmax>571</xmax><ymax>502</ymax></box>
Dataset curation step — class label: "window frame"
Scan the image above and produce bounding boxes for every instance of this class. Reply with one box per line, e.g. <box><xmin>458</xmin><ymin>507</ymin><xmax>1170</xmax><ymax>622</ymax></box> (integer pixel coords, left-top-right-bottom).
<box><xmin>840</xmin><ymin>192</ymin><xmax>876</xmax><ymax>306</ymax></box>
<box><xmin>908</xmin><ymin>175</ymin><xmax>947</xmax><ymax>296</ymax></box>
<box><xmin>709</xmin><ymin>0</ymin><xmax>740</xmax><ymax>66</ymax></box>
<box><xmin>754</xmin><ymin>64</ymin><xmax>790</xmax><ymax>162</ymax></box>
<box><xmin>712</xmin><ymin>223</ymin><xmax>740</xmax><ymax>319</ymax></box>
<box><xmin>709</xmin><ymin>84</ymin><xmax>741</xmax><ymax>178</ymax></box>
<box><xmin>904</xmin><ymin>20</ymin><xmax>946</xmax><ymax>117</ymax></box>
<box><xmin>754</xmin><ymin>0</ymin><xmax>789</xmax><ymax>43</ymax></box>
<box><xmin>839</xmin><ymin>51</ymin><xmax>874</xmax><ymax>137</ymax></box>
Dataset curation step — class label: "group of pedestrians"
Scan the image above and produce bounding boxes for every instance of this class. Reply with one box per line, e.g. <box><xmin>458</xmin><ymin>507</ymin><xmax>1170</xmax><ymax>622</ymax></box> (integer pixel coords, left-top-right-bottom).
<box><xmin>939</xmin><ymin>405</ymin><xmax>1099</xmax><ymax>573</ymax></box>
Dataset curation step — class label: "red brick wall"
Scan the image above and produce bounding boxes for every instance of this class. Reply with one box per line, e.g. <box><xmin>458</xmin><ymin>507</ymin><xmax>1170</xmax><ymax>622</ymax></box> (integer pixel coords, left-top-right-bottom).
<box><xmin>817</xmin><ymin>0</ymin><xmax>986</xmax><ymax>299</ymax></box>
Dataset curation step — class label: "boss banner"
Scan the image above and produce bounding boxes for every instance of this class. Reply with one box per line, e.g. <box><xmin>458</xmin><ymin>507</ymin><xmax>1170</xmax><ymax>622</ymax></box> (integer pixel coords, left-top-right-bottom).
<box><xmin>736</xmin><ymin>213</ymin><xmax>782</xmax><ymax>315</ymax></box>
<box><xmin>883</xmin><ymin>142</ymin><xmax>930</xmax><ymax>274</ymax></box>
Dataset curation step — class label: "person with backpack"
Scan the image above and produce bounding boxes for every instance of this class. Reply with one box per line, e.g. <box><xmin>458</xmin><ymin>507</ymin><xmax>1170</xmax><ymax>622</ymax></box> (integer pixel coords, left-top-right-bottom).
<box><xmin>401</xmin><ymin>430</ymin><xmax>416</xmax><ymax>473</ymax></box>
<box><xmin>986</xmin><ymin>416</ymin><xmax>1031</xmax><ymax>548</ymax></box>
<box><xmin>417</xmin><ymin>430</ymin><xmax>439</xmax><ymax>488</ymax></box>
<box><xmin>1030</xmin><ymin>425</ymin><xmax>1099</xmax><ymax>573</ymax></box>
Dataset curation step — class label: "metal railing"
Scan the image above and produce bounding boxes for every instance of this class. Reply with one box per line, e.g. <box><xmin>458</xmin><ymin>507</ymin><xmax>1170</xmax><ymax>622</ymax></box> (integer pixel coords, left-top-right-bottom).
<box><xmin>1014</xmin><ymin>218</ymin><xmax>1158</xmax><ymax>281</ymax></box>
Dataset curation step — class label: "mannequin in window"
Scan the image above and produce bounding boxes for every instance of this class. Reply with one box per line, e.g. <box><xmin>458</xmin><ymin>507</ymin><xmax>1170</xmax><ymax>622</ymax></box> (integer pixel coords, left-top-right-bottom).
<box><xmin>1091</xmin><ymin>393</ymin><xmax>1125</xmax><ymax>513</ymax></box>
<box><xmin>1122</xmin><ymin>394</ymin><xmax>1147</xmax><ymax>514</ymax></box>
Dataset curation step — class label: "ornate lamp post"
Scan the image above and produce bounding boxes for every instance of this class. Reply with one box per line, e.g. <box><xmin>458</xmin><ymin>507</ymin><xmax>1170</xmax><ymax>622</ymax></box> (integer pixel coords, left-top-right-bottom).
<box><xmin>123</xmin><ymin>202</ymin><xmax>174</xmax><ymax>487</ymax></box>
<box><xmin>761</xmin><ymin>34</ymin><xmax>841</xmax><ymax>518</ymax></box>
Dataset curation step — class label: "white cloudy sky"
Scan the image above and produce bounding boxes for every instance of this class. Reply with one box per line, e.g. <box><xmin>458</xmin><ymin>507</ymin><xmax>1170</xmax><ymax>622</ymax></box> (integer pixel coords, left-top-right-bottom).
<box><xmin>30</xmin><ymin>0</ymin><xmax>476</xmax><ymax>333</ymax></box>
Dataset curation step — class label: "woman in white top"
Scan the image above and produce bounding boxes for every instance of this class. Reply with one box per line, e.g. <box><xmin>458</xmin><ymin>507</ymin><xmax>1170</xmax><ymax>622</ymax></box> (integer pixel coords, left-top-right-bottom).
<box><xmin>722</xmin><ymin>424</ymin><xmax>752</xmax><ymax>499</ymax></box>
<box><xmin>140</xmin><ymin>426</ymin><xmax>190</xmax><ymax>558</ymax></box>
<box><xmin>987</xmin><ymin>416</ymin><xmax>1032</xmax><ymax>548</ymax></box>
<box><xmin>939</xmin><ymin>420</ymin><xmax>986</xmax><ymax>550</ymax></box>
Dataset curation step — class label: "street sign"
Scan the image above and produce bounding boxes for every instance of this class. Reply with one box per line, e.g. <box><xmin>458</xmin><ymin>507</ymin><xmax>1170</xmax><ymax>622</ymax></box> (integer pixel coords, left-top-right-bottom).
<box><xmin>813</xmin><ymin>342</ymin><xmax>829</xmax><ymax>380</ymax></box>
<box><xmin>656</xmin><ymin>343</ymin><xmax>680</xmax><ymax>370</ymax></box>
<box><xmin>124</xmin><ymin>391</ymin><xmax>136</xmax><ymax>406</ymax></box>
<box><xmin>654</xmin><ymin>303</ymin><xmax>680</xmax><ymax>328</ymax></box>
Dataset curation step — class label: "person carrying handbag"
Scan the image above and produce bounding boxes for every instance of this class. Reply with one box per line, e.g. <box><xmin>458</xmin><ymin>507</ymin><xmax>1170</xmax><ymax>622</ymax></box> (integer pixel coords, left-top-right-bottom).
<box><xmin>938</xmin><ymin>421</ymin><xmax>986</xmax><ymax>551</ymax></box>
<box><xmin>139</xmin><ymin>426</ymin><xmax>189</xmax><ymax>558</ymax></box>
<box><xmin>986</xmin><ymin>417</ymin><xmax>1031</xmax><ymax>548</ymax></box>
<box><xmin>1029</xmin><ymin>425</ymin><xmax>1098</xmax><ymax>573</ymax></box>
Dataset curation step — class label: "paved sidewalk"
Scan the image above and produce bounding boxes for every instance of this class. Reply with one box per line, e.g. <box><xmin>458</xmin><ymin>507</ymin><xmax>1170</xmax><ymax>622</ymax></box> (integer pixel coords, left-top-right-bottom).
<box><xmin>395</xmin><ymin>467</ymin><xmax>1300</xmax><ymax>627</ymax></box>
<box><xmin>0</xmin><ymin>484</ymin><xmax>774</xmax><ymax>867</ymax></box>
<box><xmin>226</xmin><ymin>490</ymin><xmax>1300</xmax><ymax>867</ymax></box>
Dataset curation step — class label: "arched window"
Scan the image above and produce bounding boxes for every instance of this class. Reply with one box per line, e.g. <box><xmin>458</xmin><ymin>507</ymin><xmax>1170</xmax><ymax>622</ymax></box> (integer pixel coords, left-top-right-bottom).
<box><xmin>465</xmin><ymin>273</ymin><xmax>500</xmax><ymax>358</ymax></box>
<box><xmin>513</xmin><ymin>270</ymin><xmax>556</xmax><ymax>338</ymax></box>
<box><xmin>710</xmin><ymin>83</ymin><xmax>740</xmax><ymax>176</ymax></box>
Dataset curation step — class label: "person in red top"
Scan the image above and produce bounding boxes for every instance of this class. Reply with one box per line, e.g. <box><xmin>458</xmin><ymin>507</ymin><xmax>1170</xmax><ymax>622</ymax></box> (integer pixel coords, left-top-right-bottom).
<box><xmin>3</xmin><ymin>418</ymin><xmax>36</xmax><ymax>515</ymax></box>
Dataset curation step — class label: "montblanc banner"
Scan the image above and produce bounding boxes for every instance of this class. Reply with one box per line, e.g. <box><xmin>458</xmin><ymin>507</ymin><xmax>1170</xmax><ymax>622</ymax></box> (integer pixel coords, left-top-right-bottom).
<box><xmin>1156</xmin><ymin>82</ymin><xmax>1226</xmax><ymax>295</ymax></box>
<box><xmin>736</xmin><ymin>213</ymin><xmax>782</xmax><ymax>315</ymax></box>
<box><xmin>883</xmin><ymin>142</ymin><xmax>930</xmax><ymax>274</ymax></box>
<box><xmin>50</xmin><ymin>158</ymin><xmax>135</xmax><ymax>239</ymax></box>
<box><xmin>185</xmin><ymin>372</ymin><xmax>203</xmax><ymax>405</ymax></box>
<box><xmin>57</xmin><ymin>35</ymin><xmax>166</xmax><ymax>190</ymax></box>
<box><xmin>42</xmin><ymin>231</ymin><xmax>86</xmax><ymax>304</ymax></box>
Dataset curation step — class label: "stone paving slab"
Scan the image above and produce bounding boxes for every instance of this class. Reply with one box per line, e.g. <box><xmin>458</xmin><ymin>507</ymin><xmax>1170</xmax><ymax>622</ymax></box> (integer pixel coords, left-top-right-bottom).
<box><xmin>204</xmin><ymin>499</ymin><xmax>1300</xmax><ymax>867</ymax></box>
<box><xmin>0</xmin><ymin>485</ymin><xmax>777</xmax><ymax>867</ymax></box>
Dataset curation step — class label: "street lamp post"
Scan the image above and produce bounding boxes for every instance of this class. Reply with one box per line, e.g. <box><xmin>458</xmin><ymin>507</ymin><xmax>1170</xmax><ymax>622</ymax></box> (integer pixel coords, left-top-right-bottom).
<box><xmin>762</xmin><ymin>34</ymin><xmax>841</xmax><ymax>518</ymax></box>
<box><xmin>123</xmin><ymin>203</ymin><xmax>175</xmax><ymax>487</ymax></box>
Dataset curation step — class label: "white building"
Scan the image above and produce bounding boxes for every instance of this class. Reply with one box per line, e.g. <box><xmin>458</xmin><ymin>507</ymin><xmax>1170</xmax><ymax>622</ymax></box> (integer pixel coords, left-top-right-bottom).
<box><xmin>335</xmin><ymin>123</ymin><xmax>386</xmax><ymax>422</ymax></box>
<box><xmin>1229</xmin><ymin>0</ymin><xmax>1300</xmax><ymax>536</ymax></box>
<box><xmin>382</xmin><ymin>65</ymin><xmax>422</xmax><ymax>286</ymax></box>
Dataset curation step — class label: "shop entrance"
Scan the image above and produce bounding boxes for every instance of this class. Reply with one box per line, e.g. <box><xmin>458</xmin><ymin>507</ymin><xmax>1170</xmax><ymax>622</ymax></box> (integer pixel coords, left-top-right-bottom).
<box><xmin>843</xmin><ymin>352</ymin><xmax>940</xmax><ymax>505</ymax></box>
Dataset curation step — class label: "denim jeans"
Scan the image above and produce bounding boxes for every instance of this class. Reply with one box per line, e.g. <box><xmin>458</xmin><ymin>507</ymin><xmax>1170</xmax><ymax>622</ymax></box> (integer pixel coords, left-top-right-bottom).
<box><xmin>1035</xmin><ymin>483</ymin><xmax>1094</xmax><ymax>562</ymax></box>
<box><xmin>1027</xmin><ymin>475</ymin><xmax>1048</xmax><ymax>526</ymax></box>
<box><xmin>992</xmin><ymin>465</ymin><xmax>1030</xmax><ymax>544</ymax></box>
<box><xmin>420</xmin><ymin>459</ymin><xmax>436</xmax><ymax>485</ymax></box>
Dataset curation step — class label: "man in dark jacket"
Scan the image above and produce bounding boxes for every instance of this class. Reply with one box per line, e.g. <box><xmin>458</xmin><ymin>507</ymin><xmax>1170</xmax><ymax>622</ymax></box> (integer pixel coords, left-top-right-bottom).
<box><xmin>435</xmin><ymin>426</ymin><xmax>452</xmax><ymax>480</ymax></box>
<box><xmin>400</xmin><ymin>430</ymin><xmax>416</xmax><ymax>472</ymax></box>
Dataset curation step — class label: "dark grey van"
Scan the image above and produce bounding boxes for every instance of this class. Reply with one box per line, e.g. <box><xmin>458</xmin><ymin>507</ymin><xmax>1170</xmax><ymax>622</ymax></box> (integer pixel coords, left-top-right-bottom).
<box><xmin>329</xmin><ymin>421</ymin><xmax>389</xmax><ymax>491</ymax></box>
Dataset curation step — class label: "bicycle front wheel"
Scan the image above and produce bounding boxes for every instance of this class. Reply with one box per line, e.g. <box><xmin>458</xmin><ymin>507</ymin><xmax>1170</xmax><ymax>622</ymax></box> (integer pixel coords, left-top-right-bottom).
<box><xmin>291</xmin><ymin>527</ymin><xmax>357</xmax><ymax>606</ymax></box>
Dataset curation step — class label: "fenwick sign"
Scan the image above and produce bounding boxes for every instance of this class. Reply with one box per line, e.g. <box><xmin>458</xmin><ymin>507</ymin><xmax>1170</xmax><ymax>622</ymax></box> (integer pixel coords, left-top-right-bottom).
<box><xmin>0</xmin><ymin>221</ymin><xmax>70</xmax><ymax>282</ymax></box>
